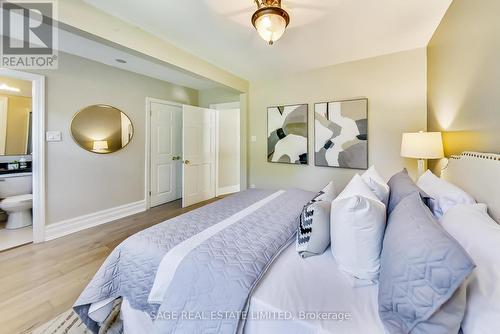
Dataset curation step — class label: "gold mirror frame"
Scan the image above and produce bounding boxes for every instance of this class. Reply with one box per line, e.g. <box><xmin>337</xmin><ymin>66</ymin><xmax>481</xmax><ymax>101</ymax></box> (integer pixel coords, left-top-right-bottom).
<box><xmin>70</xmin><ymin>104</ymin><xmax>134</xmax><ymax>154</ymax></box>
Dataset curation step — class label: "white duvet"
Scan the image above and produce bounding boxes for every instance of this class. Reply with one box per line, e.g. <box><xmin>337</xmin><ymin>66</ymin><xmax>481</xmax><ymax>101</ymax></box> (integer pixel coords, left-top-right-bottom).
<box><xmin>244</xmin><ymin>244</ymin><xmax>386</xmax><ymax>334</ymax></box>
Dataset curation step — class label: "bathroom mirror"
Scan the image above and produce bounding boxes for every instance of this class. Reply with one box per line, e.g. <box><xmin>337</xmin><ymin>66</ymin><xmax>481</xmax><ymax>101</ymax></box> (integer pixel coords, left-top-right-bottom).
<box><xmin>0</xmin><ymin>76</ymin><xmax>33</xmax><ymax>156</ymax></box>
<box><xmin>70</xmin><ymin>105</ymin><xmax>134</xmax><ymax>154</ymax></box>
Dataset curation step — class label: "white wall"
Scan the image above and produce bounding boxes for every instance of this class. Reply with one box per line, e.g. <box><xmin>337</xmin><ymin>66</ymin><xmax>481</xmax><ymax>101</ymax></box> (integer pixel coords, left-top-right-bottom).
<box><xmin>248</xmin><ymin>48</ymin><xmax>428</xmax><ymax>192</ymax></box>
<box><xmin>35</xmin><ymin>52</ymin><xmax>198</xmax><ymax>224</ymax></box>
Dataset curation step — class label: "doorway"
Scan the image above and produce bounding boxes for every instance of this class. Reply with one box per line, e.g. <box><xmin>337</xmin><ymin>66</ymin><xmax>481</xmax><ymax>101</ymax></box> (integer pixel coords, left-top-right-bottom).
<box><xmin>210</xmin><ymin>102</ymin><xmax>241</xmax><ymax>196</ymax></box>
<box><xmin>0</xmin><ymin>69</ymin><xmax>46</xmax><ymax>250</ymax></box>
<box><xmin>146</xmin><ymin>98</ymin><xmax>220</xmax><ymax>209</ymax></box>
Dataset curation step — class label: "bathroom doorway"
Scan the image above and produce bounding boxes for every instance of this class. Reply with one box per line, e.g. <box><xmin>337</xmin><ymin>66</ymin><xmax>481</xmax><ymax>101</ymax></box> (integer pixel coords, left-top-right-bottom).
<box><xmin>0</xmin><ymin>69</ymin><xmax>45</xmax><ymax>251</ymax></box>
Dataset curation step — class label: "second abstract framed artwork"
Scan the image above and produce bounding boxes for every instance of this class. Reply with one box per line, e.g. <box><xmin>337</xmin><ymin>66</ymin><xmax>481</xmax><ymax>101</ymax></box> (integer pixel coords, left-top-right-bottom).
<box><xmin>267</xmin><ymin>104</ymin><xmax>308</xmax><ymax>165</ymax></box>
<box><xmin>314</xmin><ymin>98</ymin><xmax>368</xmax><ymax>170</ymax></box>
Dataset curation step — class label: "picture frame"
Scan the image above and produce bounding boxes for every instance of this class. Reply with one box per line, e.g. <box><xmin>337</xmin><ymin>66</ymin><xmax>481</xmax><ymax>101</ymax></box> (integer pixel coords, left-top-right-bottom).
<box><xmin>267</xmin><ymin>103</ymin><xmax>309</xmax><ymax>165</ymax></box>
<box><xmin>314</xmin><ymin>98</ymin><xmax>368</xmax><ymax>170</ymax></box>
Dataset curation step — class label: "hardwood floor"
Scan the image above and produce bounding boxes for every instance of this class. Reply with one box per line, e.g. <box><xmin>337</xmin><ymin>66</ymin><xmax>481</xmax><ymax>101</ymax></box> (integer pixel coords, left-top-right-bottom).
<box><xmin>0</xmin><ymin>197</ymin><xmax>222</xmax><ymax>334</ymax></box>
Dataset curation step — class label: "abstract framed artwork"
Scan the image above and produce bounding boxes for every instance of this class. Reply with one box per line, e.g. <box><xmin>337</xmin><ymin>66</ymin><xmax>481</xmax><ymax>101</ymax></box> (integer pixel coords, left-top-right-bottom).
<box><xmin>267</xmin><ymin>104</ymin><xmax>308</xmax><ymax>165</ymax></box>
<box><xmin>314</xmin><ymin>98</ymin><xmax>368</xmax><ymax>169</ymax></box>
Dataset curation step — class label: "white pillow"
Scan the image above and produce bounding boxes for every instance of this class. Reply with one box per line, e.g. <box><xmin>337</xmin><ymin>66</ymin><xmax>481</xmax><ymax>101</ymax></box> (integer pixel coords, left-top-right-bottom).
<box><xmin>336</xmin><ymin>174</ymin><xmax>380</xmax><ymax>202</ymax></box>
<box><xmin>330</xmin><ymin>174</ymin><xmax>386</xmax><ymax>282</ymax></box>
<box><xmin>441</xmin><ymin>204</ymin><xmax>500</xmax><ymax>334</ymax></box>
<box><xmin>417</xmin><ymin>170</ymin><xmax>475</xmax><ymax>219</ymax></box>
<box><xmin>362</xmin><ymin>166</ymin><xmax>390</xmax><ymax>206</ymax></box>
<box><xmin>320</xmin><ymin>180</ymin><xmax>337</xmax><ymax>199</ymax></box>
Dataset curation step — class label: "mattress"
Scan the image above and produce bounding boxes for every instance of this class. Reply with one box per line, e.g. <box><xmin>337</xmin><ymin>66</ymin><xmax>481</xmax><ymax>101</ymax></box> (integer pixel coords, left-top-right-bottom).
<box><xmin>244</xmin><ymin>244</ymin><xmax>386</xmax><ymax>334</ymax></box>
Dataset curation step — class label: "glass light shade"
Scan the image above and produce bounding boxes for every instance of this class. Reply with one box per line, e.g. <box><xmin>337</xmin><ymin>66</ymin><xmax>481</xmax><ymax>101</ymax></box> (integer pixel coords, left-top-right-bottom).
<box><xmin>254</xmin><ymin>13</ymin><xmax>287</xmax><ymax>45</ymax></box>
<box><xmin>401</xmin><ymin>132</ymin><xmax>444</xmax><ymax>159</ymax></box>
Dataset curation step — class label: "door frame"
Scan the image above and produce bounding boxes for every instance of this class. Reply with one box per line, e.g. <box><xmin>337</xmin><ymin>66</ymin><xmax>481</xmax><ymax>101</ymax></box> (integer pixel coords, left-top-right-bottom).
<box><xmin>0</xmin><ymin>69</ymin><xmax>46</xmax><ymax>243</ymax></box>
<box><xmin>144</xmin><ymin>97</ymin><xmax>184</xmax><ymax>210</ymax></box>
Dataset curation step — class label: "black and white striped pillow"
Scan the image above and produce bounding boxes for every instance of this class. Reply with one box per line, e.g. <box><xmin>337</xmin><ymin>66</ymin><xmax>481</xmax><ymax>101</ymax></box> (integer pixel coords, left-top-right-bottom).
<box><xmin>296</xmin><ymin>182</ymin><xmax>336</xmax><ymax>258</ymax></box>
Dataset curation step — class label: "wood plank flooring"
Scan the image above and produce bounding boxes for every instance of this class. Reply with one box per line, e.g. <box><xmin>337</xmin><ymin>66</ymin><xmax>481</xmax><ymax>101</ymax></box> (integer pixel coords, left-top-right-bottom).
<box><xmin>0</xmin><ymin>197</ymin><xmax>222</xmax><ymax>334</ymax></box>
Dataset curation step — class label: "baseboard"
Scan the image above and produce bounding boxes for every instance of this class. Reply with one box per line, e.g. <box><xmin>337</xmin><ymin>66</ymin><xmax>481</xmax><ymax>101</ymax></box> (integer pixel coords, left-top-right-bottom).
<box><xmin>217</xmin><ymin>185</ymin><xmax>240</xmax><ymax>196</ymax></box>
<box><xmin>45</xmin><ymin>200</ymin><xmax>147</xmax><ymax>241</ymax></box>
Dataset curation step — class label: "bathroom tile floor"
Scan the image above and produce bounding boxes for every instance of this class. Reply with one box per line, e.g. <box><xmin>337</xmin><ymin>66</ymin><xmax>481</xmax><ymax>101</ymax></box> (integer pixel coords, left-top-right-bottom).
<box><xmin>0</xmin><ymin>223</ymin><xmax>33</xmax><ymax>251</ymax></box>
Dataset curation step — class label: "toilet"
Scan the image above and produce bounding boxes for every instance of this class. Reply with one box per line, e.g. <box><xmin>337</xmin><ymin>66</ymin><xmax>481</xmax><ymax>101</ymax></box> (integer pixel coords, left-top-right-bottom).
<box><xmin>0</xmin><ymin>194</ymin><xmax>33</xmax><ymax>229</ymax></box>
<box><xmin>0</xmin><ymin>174</ymin><xmax>33</xmax><ymax>230</ymax></box>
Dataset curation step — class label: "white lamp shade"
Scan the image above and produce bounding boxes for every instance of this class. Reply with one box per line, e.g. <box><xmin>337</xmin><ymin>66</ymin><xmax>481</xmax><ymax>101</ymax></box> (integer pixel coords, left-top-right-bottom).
<box><xmin>254</xmin><ymin>13</ymin><xmax>287</xmax><ymax>44</ymax></box>
<box><xmin>93</xmin><ymin>140</ymin><xmax>109</xmax><ymax>152</ymax></box>
<box><xmin>401</xmin><ymin>132</ymin><xmax>444</xmax><ymax>159</ymax></box>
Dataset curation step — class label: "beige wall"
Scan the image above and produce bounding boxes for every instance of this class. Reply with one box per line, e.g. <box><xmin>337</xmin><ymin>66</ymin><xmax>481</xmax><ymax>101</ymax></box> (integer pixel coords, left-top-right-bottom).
<box><xmin>248</xmin><ymin>48</ymin><xmax>427</xmax><ymax>192</ymax></box>
<box><xmin>2</xmin><ymin>94</ymin><xmax>32</xmax><ymax>155</ymax></box>
<box><xmin>198</xmin><ymin>87</ymin><xmax>241</xmax><ymax>108</ymax></box>
<box><xmin>35</xmin><ymin>52</ymin><xmax>198</xmax><ymax>224</ymax></box>
<box><xmin>428</xmin><ymin>0</ymin><xmax>500</xmax><ymax>156</ymax></box>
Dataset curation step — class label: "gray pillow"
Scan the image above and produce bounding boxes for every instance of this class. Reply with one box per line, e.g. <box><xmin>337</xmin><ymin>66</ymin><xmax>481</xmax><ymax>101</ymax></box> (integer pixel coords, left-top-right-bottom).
<box><xmin>387</xmin><ymin>169</ymin><xmax>430</xmax><ymax>214</ymax></box>
<box><xmin>296</xmin><ymin>192</ymin><xmax>332</xmax><ymax>258</ymax></box>
<box><xmin>378</xmin><ymin>192</ymin><xmax>475</xmax><ymax>334</ymax></box>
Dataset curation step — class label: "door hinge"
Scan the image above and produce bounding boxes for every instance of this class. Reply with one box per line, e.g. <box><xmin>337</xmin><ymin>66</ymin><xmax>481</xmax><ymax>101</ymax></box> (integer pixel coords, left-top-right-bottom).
<box><xmin>149</xmin><ymin>191</ymin><xmax>152</xmax><ymax>196</ymax></box>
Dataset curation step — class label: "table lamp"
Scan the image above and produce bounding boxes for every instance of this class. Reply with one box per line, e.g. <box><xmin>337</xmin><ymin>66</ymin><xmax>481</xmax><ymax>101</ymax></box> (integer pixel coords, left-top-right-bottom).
<box><xmin>401</xmin><ymin>131</ymin><xmax>444</xmax><ymax>177</ymax></box>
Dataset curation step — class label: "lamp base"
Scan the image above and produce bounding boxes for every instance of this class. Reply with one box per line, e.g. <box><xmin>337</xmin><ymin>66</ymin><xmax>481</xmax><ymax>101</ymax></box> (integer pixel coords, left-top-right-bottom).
<box><xmin>417</xmin><ymin>159</ymin><xmax>426</xmax><ymax>178</ymax></box>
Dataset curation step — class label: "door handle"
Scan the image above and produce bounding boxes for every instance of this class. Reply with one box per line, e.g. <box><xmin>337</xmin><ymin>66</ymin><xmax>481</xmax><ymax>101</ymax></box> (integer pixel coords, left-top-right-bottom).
<box><xmin>183</xmin><ymin>160</ymin><xmax>190</xmax><ymax>165</ymax></box>
<box><xmin>172</xmin><ymin>156</ymin><xmax>181</xmax><ymax>161</ymax></box>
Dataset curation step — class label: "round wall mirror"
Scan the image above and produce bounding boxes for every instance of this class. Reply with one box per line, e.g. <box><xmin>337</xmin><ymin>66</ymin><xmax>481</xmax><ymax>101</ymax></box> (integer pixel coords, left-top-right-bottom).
<box><xmin>70</xmin><ymin>105</ymin><xmax>134</xmax><ymax>154</ymax></box>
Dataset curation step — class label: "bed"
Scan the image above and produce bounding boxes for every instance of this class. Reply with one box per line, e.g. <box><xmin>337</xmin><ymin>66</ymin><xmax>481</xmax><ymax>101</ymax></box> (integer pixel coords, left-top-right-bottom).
<box><xmin>245</xmin><ymin>244</ymin><xmax>385</xmax><ymax>334</ymax></box>
<box><xmin>74</xmin><ymin>151</ymin><xmax>500</xmax><ymax>334</ymax></box>
<box><xmin>74</xmin><ymin>188</ymin><xmax>317</xmax><ymax>333</ymax></box>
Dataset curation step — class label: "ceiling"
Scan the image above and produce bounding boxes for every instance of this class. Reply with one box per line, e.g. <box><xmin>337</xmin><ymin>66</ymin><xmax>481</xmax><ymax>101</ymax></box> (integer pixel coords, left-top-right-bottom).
<box><xmin>83</xmin><ymin>0</ymin><xmax>453</xmax><ymax>81</ymax></box>
<box><xmin>0</xmin><ymin>7</ymin><xmax>221</xmax><ymax>90</ymax></box>
<box><xmin>58</xmin><ymin>29</ymin><xmax>220</xmax><ymax>90</ymax></box>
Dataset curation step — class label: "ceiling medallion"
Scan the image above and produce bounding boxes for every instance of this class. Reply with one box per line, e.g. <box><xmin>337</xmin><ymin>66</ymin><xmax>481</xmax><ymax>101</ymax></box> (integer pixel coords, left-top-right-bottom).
<box><xmin>252</xmin><ymin>0</ymin><xmax>290</xmax><ymax>45</ymax></box>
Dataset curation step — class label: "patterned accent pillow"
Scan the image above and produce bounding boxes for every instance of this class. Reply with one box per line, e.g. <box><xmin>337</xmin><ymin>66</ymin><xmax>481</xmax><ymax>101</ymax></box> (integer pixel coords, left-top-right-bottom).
<box><xmin>296</xmin><ymin>183</ymin><xmax>335</xmax><ymax>258</ymax></box>
<box><xmin>379</xmin><ymin>192</ymin><xmax>475</xmax><ymax>334</ymax></box>
<box><xmin>387</xmin><ymin>169</ymin><xmax>431</xmax><ymax>215</ymax></box>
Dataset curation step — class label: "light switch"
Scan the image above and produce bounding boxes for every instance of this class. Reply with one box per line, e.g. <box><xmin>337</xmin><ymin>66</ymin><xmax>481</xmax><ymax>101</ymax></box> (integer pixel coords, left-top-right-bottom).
<box><xmin>46</xmin><ymin>131</ymin><xmax>62</xmax><ymax>142</ymax></box>
<box><xmin>251</xmin><ymin>136</ymin><xmax>257</xmax><ymax>143</ymax></box>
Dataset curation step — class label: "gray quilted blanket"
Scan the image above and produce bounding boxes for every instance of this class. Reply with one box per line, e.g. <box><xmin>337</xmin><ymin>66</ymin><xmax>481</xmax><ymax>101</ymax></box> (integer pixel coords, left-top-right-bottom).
<box><xmin>74</xmin><ymin>188</ymin><xmax>314</xmax><ymax>334</ymax></box>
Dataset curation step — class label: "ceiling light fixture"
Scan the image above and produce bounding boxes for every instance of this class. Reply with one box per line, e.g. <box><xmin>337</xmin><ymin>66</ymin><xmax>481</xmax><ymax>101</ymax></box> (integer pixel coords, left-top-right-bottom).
<box><xmin>0</xmin><ymin>83</ymin><xmax>20</xmax><ymax>93</ymax></box>
<box><xmin>252</xmin><ymin>0</ymin><xmax>290</xmax><ymax>45</ymax></box>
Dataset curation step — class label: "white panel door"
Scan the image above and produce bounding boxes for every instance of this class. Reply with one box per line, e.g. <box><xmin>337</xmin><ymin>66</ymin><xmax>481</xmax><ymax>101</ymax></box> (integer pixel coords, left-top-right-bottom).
<box><xmin>150</xmin><ymin>101</ymin><xmax>182</xmax><ymax>207</ymax></box>
<box><xmin>182</xmin><ymin>105</ymin><xmax>216</xmax><ymax>207</ymax></box>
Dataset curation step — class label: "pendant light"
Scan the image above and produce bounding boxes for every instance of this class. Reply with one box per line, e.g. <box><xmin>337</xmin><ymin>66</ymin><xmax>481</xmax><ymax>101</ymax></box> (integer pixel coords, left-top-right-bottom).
<box><xmin>252</xmin><ymin>0</ymin><xmax>290</xmax><ymax>45</ymax></box>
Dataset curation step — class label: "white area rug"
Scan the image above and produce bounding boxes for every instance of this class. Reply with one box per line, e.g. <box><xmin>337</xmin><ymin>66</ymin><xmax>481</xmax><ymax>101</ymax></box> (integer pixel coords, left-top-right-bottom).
<box><xmin>32</xmin><ymin>304</ymin><xmax>122</xmax><ymax>334</ymax></box>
